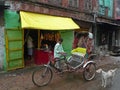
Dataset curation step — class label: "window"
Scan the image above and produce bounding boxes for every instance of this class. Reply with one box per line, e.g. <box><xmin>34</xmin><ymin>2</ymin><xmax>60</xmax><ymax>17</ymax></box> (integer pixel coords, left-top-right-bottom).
<box><xmin>68</xmin><ymin>0</ymin><xmax>79</xmax><ymax>8</ymax></box>
<box><xmin>116</xmin><ymin>0</ymin><xmax>120</xmax><ymax>16</ymax></box>
<box><xmin>48</xmin><ymin>0</ymin><xmax>62</xmax><ymax>6</ymax></box>
<box><xmin>84</xmin><ymin>0</ymin><xmax>93</xmax><ymax>10</ymax></box>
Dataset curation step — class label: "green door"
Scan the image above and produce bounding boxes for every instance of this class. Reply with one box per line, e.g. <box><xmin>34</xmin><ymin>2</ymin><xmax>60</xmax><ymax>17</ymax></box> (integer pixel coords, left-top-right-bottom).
<box><xmin>5</xmin><ymin>29</ymin><xmax>24</xmax><ymax>70</ymax></box>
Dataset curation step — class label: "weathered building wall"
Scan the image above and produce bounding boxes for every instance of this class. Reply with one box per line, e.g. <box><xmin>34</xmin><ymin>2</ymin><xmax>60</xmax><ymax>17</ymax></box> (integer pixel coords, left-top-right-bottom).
<box><xmin>0</xmin><ymin>9</ymin><xmax>4</xmax><ymax>26</ymax></box>
<box><xmin>114</xmin><ymin>0</ymin><xmax>120</xmax><ymax>19</ymax></box>
<box><xmin>6</xmin><ymin>0</ymin><xmax>116</xmax><ymax>25</ymax></box>
<box><xmin>0</xmin><ymin>27</ymin><xmax>4</xmax><ymax>69</ymax></box>
<box><xmin>6</xmin><ymin>0</ymin><xmax>94</xmax><ymax>23</ymax></box>
<box><xmin>0</xmin><ymin>10</ymin><xmax>4</xmax><ymax>69</ymax></box>
<box><xmin>118</xmin><ymin>31</ymin><xmax>120</xmax><ymax>46</ymax></box>
<box><xmin>4</xmin><ymin>0</ymin><xmax>120</xmax><ymax>55</ymax></box>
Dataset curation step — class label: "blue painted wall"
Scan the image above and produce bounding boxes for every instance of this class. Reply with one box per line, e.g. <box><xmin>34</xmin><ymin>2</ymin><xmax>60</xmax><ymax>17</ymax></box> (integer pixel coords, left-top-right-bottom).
<box><xmin>98</xmin><ymin>0</ymin><xmax>113</xmax><ymax>18</ymax></box>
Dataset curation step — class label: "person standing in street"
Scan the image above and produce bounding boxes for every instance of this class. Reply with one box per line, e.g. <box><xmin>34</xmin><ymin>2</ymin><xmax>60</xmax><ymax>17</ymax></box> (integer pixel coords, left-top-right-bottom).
<box><xmin>101</xmin><ymin>34</ymin><xmax>107</xmax><ymax>56</ymax></box>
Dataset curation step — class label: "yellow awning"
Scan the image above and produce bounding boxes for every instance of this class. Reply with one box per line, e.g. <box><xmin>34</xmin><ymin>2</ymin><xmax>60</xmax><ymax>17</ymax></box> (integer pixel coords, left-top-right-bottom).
<box><xmin>20</xmin><ymin>11</ymin><xmax>80</xmax><ymax>30</ymax></box>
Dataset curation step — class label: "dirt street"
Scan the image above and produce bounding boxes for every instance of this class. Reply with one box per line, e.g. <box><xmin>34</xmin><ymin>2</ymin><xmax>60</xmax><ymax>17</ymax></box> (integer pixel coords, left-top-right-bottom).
<box><xmin>30</xmin><ymin>60</ymin><xmax>120</xmax><ymax>90</ymax></box>
<box><xmin>0</xmin><ymin>56</ymin><xmax>120</xmax><ymax>90</ymax></box>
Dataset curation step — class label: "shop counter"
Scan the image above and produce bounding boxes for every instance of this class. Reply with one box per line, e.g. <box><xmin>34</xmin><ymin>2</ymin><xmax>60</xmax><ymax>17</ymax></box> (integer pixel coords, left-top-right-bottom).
<box><xmin>34</xmin><ymin>49</ymin><xmax>53</xmax><ymax>65</ymax></box>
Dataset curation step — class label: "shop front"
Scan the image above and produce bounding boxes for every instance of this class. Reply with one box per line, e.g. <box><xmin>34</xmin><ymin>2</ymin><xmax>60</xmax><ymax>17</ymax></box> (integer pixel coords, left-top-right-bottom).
<box><xmin>20</xmin><ymin>11</ymin><xmax>80</xmax><ymax>66</ymax></box>
<box><xmin>4</xmin><ymin>10</ymin><xmax>80</xmax><ymax>70</ymax></box>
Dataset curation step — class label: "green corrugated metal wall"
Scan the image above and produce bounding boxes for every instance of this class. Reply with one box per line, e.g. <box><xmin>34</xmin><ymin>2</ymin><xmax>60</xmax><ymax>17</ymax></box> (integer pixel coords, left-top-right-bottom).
<box><xmin>4</xmin><ymin>10</ymin><xmax>24</xmax><ymax>70</ymax></box>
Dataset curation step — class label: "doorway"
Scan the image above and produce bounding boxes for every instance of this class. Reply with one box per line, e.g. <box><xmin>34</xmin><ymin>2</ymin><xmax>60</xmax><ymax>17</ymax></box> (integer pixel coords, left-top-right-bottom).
<box><xmin>24</xmin><ymin>29</ymin><xmax>38</xmax><ymax>66</ymax></box>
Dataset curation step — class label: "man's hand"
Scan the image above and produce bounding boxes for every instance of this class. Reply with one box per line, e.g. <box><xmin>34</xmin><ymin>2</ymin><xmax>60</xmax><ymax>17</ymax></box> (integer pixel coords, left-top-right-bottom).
<box><xmin>59</xmin><ymin>52</ymin><xmax>67</xmax><ymax>56</ymax></box>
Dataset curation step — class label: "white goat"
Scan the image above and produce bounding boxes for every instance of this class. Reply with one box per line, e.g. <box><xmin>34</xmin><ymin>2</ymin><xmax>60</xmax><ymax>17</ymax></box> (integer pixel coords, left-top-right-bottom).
<box><xmin>96</xmin><ymin>68</ymin><xmax>117</xmax><ymax>88</ymax></box>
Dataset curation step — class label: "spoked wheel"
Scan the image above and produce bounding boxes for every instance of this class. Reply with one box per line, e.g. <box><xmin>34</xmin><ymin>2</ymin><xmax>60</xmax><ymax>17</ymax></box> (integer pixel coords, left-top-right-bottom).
<box><xmin>32</xmin><ymin>66</ymin><xmax>53</xmax><ymax>87</ymax></box>
<box><xmin>83</xmin><ymin>63</ymin><xmax>96</xmax><ymax>81</ymax></box>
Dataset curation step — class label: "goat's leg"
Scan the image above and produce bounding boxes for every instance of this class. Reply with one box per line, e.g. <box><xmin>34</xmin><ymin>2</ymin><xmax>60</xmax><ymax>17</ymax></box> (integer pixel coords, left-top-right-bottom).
<box><xmin>104</xmin><ymin>78</ymin><xmax>107</xmax><ymax>88</ymax></box>
<box><xmin>101</xmin><ymin>78</ymin><xmax>104</xmax><ymax>87</ymax></box>
<box><xmin>110</xmin><ymin>77</ymin><xmax>113</xmax><ymax>85</ymax></box>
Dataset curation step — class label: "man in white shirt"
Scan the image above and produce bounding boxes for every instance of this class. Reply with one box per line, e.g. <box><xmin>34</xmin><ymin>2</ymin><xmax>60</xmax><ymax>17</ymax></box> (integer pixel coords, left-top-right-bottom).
<box><xmin>54</xmin><ymin>38</ymin><xmax>65</xmax><ymax>70</ymax></box>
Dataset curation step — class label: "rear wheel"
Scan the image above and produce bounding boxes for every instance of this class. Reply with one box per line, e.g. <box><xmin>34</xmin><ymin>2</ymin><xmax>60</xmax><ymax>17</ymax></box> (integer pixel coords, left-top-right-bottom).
<box><xmin>32</xmin><ymin>66</ymin><xmax>53</xmax><ymax>87</ymax></box>
<box><xmin>83</xmin><ymin>63</ymin><xmax>96</xmax><ymax>81</ymax></box>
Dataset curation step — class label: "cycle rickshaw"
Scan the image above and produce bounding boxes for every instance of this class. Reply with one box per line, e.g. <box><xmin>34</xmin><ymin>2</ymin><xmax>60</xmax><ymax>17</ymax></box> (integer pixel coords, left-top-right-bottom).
<box><xmin>32</xmin><ymin>47</ymin><xmax>96</xmax><ymax>87</ymax></box>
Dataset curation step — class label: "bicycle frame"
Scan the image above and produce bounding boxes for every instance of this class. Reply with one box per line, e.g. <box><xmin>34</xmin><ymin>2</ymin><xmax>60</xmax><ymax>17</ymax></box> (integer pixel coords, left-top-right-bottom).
<box><xmin>45</xmin><ymin>55</ymin><xmax>68</xmax><ymax>72</ymax></box>
<box><xmin>32</xmin><ymin>53</ymin><xmax>96</xmax><ymax>87</ymax></box>
<box><xmin>47</xmin><ymin>52</ymin><xmax>96</xmax><ymax>73</ymax></box>
<box><xmin>50</xmin><ymin>55</ymin><xmax>84</xmax><ymax>72</ymax></box>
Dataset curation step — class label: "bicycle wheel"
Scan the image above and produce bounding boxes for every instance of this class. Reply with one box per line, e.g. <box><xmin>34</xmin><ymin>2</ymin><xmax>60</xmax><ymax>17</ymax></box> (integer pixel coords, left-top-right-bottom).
<box><xmin>32</xmin><ymin>66</ymin><xmax>53</xmax><ymax>87</ymax></box>
<box><xmin>83</xmin><ymin>63</ymin><xmax>96</xmax><ymax>81</ymax></box>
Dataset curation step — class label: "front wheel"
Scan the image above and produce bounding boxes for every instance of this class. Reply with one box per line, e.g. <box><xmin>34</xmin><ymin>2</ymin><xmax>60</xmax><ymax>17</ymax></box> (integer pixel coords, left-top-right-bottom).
<box><xmin>32</xmin><ymin>66</ymin><xmax>53</xmax><ymax>87</ymax></box>
<box><xmin>83</xmin><ymin>63</ymin><xmax>96</xmax><ymax>81</ymax></box>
